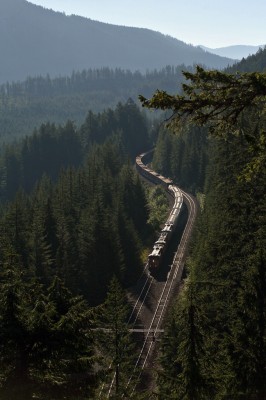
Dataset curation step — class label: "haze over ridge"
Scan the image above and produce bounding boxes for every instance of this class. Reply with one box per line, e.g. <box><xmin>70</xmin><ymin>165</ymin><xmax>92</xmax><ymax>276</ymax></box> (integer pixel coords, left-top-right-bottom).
<box><xmin>0</xmin><ymin>0</ymin><xmax>236</xmax><ymax>83</ymax></box>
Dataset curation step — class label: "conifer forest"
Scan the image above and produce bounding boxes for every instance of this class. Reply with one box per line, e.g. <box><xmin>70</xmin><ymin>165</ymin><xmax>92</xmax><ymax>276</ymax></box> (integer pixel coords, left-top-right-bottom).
<box><xmin>0</xmin><ymin>27</ymin><xmax>266</xmax><ymax>400</ymax></box>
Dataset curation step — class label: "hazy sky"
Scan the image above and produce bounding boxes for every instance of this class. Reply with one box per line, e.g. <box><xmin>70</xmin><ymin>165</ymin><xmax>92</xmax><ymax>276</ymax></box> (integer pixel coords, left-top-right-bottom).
<box><xmin>28</xmin><ymin>0</ymin><xmax>265</xmax><ymax>48</ymax></box>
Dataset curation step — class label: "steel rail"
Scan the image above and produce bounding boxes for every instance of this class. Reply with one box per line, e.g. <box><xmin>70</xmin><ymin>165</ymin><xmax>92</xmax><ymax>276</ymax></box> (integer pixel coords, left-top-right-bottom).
<box><xmin>127</xmin><ymin>272</ymin><xmax>154</xmax><ymax>325</ymax></box>
<box><xmin>101</xmin><ymin>151</ymin><xmax>197</xmax><ymax>398</ymax></box>
<box><xmin>127</xmin><ymin>189</ymin><xmax>198</xmax><ymax>396</ymax></box>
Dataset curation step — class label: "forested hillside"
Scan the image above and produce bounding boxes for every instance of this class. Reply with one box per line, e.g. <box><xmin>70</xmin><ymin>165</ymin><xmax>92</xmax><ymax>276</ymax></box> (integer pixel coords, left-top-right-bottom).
<box><xmin>0</xmin><ymin>101</ymin><xmax>157</xmax><ymax>398</ymax></box>
<box><xmin>0</xmin><ymin>100</ymin><xmax>149</xmax><ymax>200</ymax></box>
<box><xmin>1</xmin><ymin>11</ymin><xmax>265</xmax><ymax>395</ymax></box>
<box><xmin>141</xmin><ymin>48</ymin><xmax>266</xmax><ymax>399</ymax></box>
<box><xmin>152</xmin><ymin>124</ymin><xmax>208</xmax><ymax>193</ymax></box>
<box><xmin>0</xmin><ymin>67</ymin><xmax>188</xmax><ymax>143</ymax></box>
<box><xmin>0</xmin><ymin>0</ymin><xmax>234</xmax><ymax>84</ymax></box>
<box><xmin>226</xmin><ymin>46</ymin><xmax>266</xmax><ymax>73</ymax></box>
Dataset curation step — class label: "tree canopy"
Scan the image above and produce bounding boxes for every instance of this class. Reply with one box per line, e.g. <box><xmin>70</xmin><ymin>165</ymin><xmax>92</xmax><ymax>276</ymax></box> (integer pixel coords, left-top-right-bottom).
<box><xmin>140</xmin><ymin>66</ymin><xmax>266</xmax><ymax>134</ymax></box>
<box><xmin>142</xmin><ymin>66</ymin><xmax>266</xmax><ymax>399</ymax></box>
<box><xmin>140</xmin><ymin>66</ymin><xmax>266</xmax><ymax>179</ymax></box>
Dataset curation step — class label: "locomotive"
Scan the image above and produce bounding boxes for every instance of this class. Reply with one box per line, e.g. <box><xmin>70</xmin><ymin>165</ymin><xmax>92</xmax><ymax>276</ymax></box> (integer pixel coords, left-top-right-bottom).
<box><xmin>136</xmin><ymin>151</ymin><xmax>183</xmax><ymax>272</ymax></box>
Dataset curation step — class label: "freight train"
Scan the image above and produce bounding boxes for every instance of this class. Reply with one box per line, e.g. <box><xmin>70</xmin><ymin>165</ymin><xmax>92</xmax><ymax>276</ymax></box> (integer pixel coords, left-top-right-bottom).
<box><xmin>136</xmin><ymin>151</ymin><xmax>183</xmax><ymax>273</ymax></box>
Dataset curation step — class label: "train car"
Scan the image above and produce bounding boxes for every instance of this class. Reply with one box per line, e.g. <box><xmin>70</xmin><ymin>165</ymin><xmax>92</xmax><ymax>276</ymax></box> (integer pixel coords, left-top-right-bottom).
<box><xmin>136</xmin><ymin>150</ymin><xmax>183</xmax><ymax>273</ymax></box>
<box><xmin>136</xmin><ymin>151</ymin><xmax>173</xmax><ymax>189</ymax></box>
<box><xmin>148</xmin><ymin>193</ymin><xmax>182</xmax><ymax>273</ymax></box>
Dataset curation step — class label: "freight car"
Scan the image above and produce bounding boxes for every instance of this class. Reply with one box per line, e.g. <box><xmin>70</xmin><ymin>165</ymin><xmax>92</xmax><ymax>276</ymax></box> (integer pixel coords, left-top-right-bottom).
<box><xmin>136</xmin><ymin>151</ymin><xmax>183</xmax><ymax>273</ymax></box>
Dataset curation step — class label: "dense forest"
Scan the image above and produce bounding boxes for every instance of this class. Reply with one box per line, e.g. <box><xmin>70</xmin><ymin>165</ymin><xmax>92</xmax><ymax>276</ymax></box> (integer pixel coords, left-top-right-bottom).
<box><xmin>152</xmin><ymin>124</ymin><xmax>208</xmax><ymax>194</ymax></box>
<box><xmin>0</xmin><ymin>100</ymin><xmax>156</xmax><ymax>398</ymax></box>
<box><xmin>0</xmin><ymin>30</ymin><xmax>266</xmax><ymax>399</ymax></box>
<box><xmin>0</xmin><ymin>82</ymin><xmax>204</xmax><ymax>397</ymax></box>
<box><xmin>226</xmin><ymin>46</ymin><xmax>266</xmax><ymax>73</ymax></box>
<box><xmin>141</xmin><ymin>49</ymin><xmax>266</xmax><ymax>399</ymax></box>
<box><xmin>0</xmin><ymin>66</ymin><xmax>189</xmax><ymax>143</ymax></box>
<box><xmin>0</xmin><ymin>100</ymin><xmax>149</xmax><ymax>200</ymax></box>
<box><xmin>157</xmin><ymin>125</ymin><xmax>266</xmax><ymax>399</ymax></box>
<box><xmin>0</xmin><ymin>88</ymin><xmax>206</xmax><ymax>397</ymax></box>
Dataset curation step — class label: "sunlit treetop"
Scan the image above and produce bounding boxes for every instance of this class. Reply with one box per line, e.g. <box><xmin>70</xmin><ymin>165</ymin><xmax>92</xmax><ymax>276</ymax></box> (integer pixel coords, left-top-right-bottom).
<box><xmin>139</xmin><ymin>66</ymin><xmax>266</xmax><ymax>179</ymax></box>
<box><xmin>139</xmin><ymin>66</ymin><xmax>266</xmax><ymax>137</ymax></box>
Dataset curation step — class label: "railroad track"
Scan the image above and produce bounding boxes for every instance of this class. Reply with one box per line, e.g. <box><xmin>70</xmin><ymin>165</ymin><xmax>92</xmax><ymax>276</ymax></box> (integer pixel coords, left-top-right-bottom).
<box><xmin>125</xmin><ymin>189</ymin><xmax>197</xmax><ymax>397</ymax></box>
<box><xmin>99</xmin><ymin>152</ymin><xmax>197</xmax><ymax>398</ymax></box>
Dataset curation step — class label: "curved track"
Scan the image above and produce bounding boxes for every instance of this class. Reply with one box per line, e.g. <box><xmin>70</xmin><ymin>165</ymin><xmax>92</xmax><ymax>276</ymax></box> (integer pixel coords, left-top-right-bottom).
<box><xmin>126</xmin><ymin>188</ymin><xmax>197</xmax><ymax>396</ymax></box>
<box><xmin>100</xmin><ymin>151</ymin><xmax>198</xmax><ymax>398</ymax></box>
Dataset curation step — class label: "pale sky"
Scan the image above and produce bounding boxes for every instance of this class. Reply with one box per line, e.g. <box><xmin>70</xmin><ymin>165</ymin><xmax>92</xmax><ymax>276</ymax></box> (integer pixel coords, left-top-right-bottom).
<box><xmin>27</xmin><ymin>0</ymin><xmax>265</xmax><ymax>48</ymax></box>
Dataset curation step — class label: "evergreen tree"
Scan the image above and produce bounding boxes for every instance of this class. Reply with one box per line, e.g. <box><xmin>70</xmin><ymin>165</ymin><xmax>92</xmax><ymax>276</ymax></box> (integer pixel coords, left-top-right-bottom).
<box><xmin>141</xmin><ymin>66</ymin><xmax>266</xmax><ymax>398</ymax></box>
<box><xmin>0</xmin><ymin>267</ymin><xmax>96</xmax><ymax>399</ymax></box>
<box><xmin>96</xmin><ymin>277</ymin><xmax>137</xmax><ymax>398</ymax></box>
<box><xmin>158</xmin><ymin>280</ymin><xmax>207</xmax><ymax>400</ymax></box>
<box><xmin>140</xmin><ymin>66</ymin><xmax>266</xmax><ymax>178</ymax></box>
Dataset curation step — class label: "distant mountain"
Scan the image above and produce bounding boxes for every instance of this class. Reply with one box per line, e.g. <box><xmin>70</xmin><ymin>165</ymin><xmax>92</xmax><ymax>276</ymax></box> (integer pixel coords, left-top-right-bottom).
<box><xmin>225</xmin><ymin>47</ymin><xmax>266</xmax><ymax>73</ymax></box>
<box><xmin>0</xmin><ymin>0</ymin><xmax>235</xmax><ymax>84</ymax></box>
<box><xmin>200</xmin><ymin>45</ymin><xmax>265</xmax><ymax>60</ymax></box>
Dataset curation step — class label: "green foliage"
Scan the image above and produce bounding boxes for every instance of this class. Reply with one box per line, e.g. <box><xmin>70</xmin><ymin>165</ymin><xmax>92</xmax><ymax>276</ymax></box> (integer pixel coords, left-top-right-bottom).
<box><xmin>1</xmin><ymin>151</ymin><xmax>146</xmax><ymax>305</ymax></box>
<box><xmin>158</xmin><ymin>132</ymin><xmax>266</xmax><ymax>399</ymax></box>
<box><xmin>152</xmin><ymin>124</ymin><xmax>208</xmax><ymax>193</ymax></box>
<box><xmin>143</xmin><ymin>66</ymin><xmax>266</xmax><ymax>398</ymax></box>
<box><xmin>0</xmin><ymin>262</ymin><xmax>95</xmax><ymax>399</ymax></box>
<box><xmin>140</xmin><ymin>66</ymin><xmax>266</xmax><ymax>133</ymax></box>
<box><xmin>140</xmin><ymin>66</ymin><xmax>266</xmax><ymax>181</ymax></box>
<box><xmin>96</xmin><ymin>277</ymin><xmax>137</xmax><ymax>398</ymax></box>
<box><xmin>0</xmin><ymin>96</ymin><xmax>155</xmax><ymax>397</ymax></box>
<box><xmin>0</xmin><ymin>66</ymin><xmax>188</xmax><ymax>143</ymax></box>
<box><xmin>147</xmin><ymin>185</ymin><xmax>169</xmax><ymax>232</ymax></box>
<box><xmin>0</xmin><ymin>100</ymin><xmax>150</xmax><ymax>201</ymax></box>
<box><xmin>226</xmin><ymin>46</ymin><xmax>266</xmax><ymax>73</ymax></box>
<box><xmin>158</xmin><ymin>281</ymin><xmax>207</xmax><ymax>400</ymax></box>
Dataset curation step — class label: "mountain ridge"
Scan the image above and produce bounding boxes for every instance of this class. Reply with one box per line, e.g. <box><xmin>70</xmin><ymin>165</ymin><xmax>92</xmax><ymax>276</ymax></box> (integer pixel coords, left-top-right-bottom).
<box><xmin>0</xmin><ymin>0</ymin><xmax>236</xmax><ymax>83</ymax></box>
<box><xmin>200</xmin><ymin>44</ymin><xmax>265</xmax><ymax>60</ymax></box>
